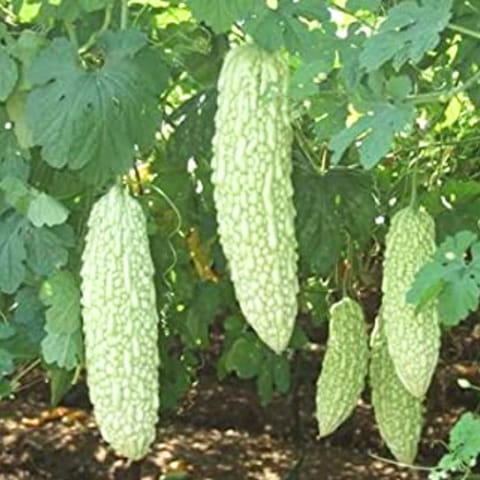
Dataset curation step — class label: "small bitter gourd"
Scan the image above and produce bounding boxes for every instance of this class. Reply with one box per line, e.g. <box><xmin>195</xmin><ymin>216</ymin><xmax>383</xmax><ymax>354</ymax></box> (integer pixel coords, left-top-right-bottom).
<box><xmin>370</xmin><ymin>315</ymin><xmax>423</xmax><ymax>464</ymax></box>
<box><xmin>381</xmin><ymin>206</ymin><xmax>440</xmax><ymax>398</ymax></box>
<box><xmin>211</xmin><ymin>43</ymin><xmax>299</xmax><ymax>354</ymax></box>
<box><xmin>316</xmin><ymin>298</ymin><xmax>369</xmax><ymax>437</ymax></box>
<box><xmin>81</xmin><ymin>185</ymin><xmax>160</xmax><ymax>460</ymax></box>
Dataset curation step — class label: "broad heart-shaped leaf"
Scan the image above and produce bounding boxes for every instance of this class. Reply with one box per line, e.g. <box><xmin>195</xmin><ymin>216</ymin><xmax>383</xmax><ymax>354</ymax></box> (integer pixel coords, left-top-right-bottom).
<box><xmin>0</xmin><ymin>46</ymin><xmax>18</xmax><ymax>101</ymax></box>
<box><xmin>435</xmin><ymin>412</ymin><xmax>480</xmax><ymax>475</ymax></box>
<box><xmin>0</xmin><ymin>108</ymin><xmax>30</xmax><ymax>182</ymax></box>
<box><xmin>41</xmin><ymin>330</ymin><xmax>83</xmax><ymax>370</ymax></box>
<box><xmin>25</xmin><ymin>224</ymin><xmax>74</xmax><ymax>276</ymax></box>
<box><xmin>407</xmin><ymin>230</ymin><xmax>480</xmax><ymax>327</ymax></box>
<box><xmin>244</xmin><ymin>1</ymin><xmax>331</xmax><ymax>54</ymax></box>
<box><xmin>0</xmin><ymin>349</ymin><xmax>14</xmax><ymax>379</ymax></box>
<box><xmin>360</xmin><ymin>0</ymin><xmax>453</xmax><ymax>72</ymax></box>
<box><xmin>0</xmin><ymin>210</ymin><xmax>28</xmax><ymax>294</ymax></box>
<box><xmin>186</xmin><ymin>0</ymin><xmax>256</xmax><ymax>32</ymax></box>
<box><xmin>26</xmin><ymin>30</ymin><xmax>169</xmax><ymax>184</ymax></box>
<box><xmin>13</xmin><ymin>287</ymin><xmax>46</xmax><ymax>344</ymax></box>
<box><xmin>225</xmin><ymin>334</ymin><xmax>263</xmax><ymax>379</ymax></box>
<box><xmin>40</xmin><ymin>270</ymin><xmax>81</xmax><ymax>335</ymax></box>
<box><xmin>293</xmin><ymin>165</ymin><xmax>377</xmax><ymax>276</ymax></box>
<box><xmin>27</xmin><ymin>192</ymin><xmax>69</xmax><ymax>228</ymax></box>
<box><xmin>329</xmin><ymin>101</ymin><xmax>415</xmax><ymax>169</ymax></box>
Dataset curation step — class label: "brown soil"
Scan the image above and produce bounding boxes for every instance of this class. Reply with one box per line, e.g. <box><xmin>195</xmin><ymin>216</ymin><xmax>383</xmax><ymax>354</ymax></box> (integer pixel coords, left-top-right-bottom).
<box><xmin>1</xmin><ymin>322</ymin><xmax>479</xmax><ymax>480</ymax></box>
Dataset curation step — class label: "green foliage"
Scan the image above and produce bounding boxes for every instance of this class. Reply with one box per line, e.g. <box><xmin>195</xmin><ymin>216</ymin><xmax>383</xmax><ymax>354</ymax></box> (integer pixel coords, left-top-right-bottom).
<box><xmin>294</xmin><ymin>166</ymin><xmax>377</xmax><ymax>276</ymax></box>
<box><xmin>26</xmin><ymin>31</ymin><xmax>169</xmax><ymax>184</ymax></box>
<box><xmin>430</xmin><ymin>412</ymin><xmax>480</xmax><ymax>480</ymax></box>
<box><xmin>408</xmin><ymin>230</ymin><xmax>480</xmax><ymax>326</ymax></box>
<box><xmin>360</xmin><ymin>0</ymin><xmax>453</xmax><ymax>72</ymax></box>
<box><xmin>39</xmin><ymin>271</ymin><xmax>83</xmax><ymax>370</ymax></box>
<box><xmin>1</xmin><ymin>0</ymin><xmax>480</xmax><ymax>471</ymax></box>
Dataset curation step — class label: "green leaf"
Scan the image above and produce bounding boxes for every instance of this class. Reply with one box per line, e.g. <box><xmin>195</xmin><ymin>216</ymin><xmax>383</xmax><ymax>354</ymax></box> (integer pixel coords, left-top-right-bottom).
<box><xmin>245</xmin><ymin>1</ymin><xmax>331</xmax><ymax>54</ymax></box>
<box><xmin>0</xmin><ymin>348</ymin><xmax>14</xmax><ymax>378</ymax></box>
<box><xmin>294</xmin><ymin>166</ymin><xmax>377</xmax><ymax>275</ymax></box>
<box><xmin>186</xmin><ymin>0</ymin><xmax>256</xmax><ymax>33</ymax></box>
<box><xmin>27</xmin><ymin>192</ymin><xmax>69</xmax><ymax>228</ymax></box>
<box><xmin>272</xmin><ymin>356</ymin><xmax>291</xmax><ymax>393</ymax></box>
<box><xmin>346</xmin><ymin>0</ymin><xmax>380</xmax><ymax>11</ymax></box>
<box><xmin>26</xmin><ymin>31</ymin><xmax>169</xmax><ymax>183</ymax></box>
<box><xmin>0</xmin><ymin>47</ymin><xmax>18</xmax><ymax>101</ymax></box>
<box><xmin>0</xmin><ymin>108</ymin><xmax>30</xmax><ymax>182</ymax></box>
<box><xmin>40</xmin><ymin>271</ymin><xmax>81</xmax><ymax>334</ymax></box>
<box><xmin>435</xmin><ymin>412</ymin><xmax>480</xmax><ymax>476</ymax></box>
<box><xmin>329</xmin><ymin>101</ymin><xmax>415</xmax><ymax>168</ymax></box>
<box><xmin>256</xmin><ymin>363</ymin><xmax>274</xmax><ymax>406</ymax></box>
<box><xmin>10</xmin><ymin>30</ymin><xmax>48</xmax><ymax>91</ymax></box>
<box><xmin>225</xmin><ymin>335</ymin><xmax>263</xmax><ymax>379</ymax></box>
<box><xmin>0</xmin><ymin>175</ymin><xmax>34</xmax><ymax>214</ymax></box>
<box><xmin>360</xmin><ymin>0</ymin><xmax>453</xmax><ymax>72</ymax></box>
<box><xmin>407</xmin><ymin>231</ymin><xmax>480</xmax><ymax>326</ymax></box>
<box><xmin>47</xmin><ymin>366</ymin><xmax>75</xmax><ymax>406</ymax></box>
<box><xmin>79</xmin><ymin>0</ymin><xmax>114</xmax><ymax>12</ymax></box>
<box><xmin>41</xmin><ymin>330</ymin><xmax>83</xmax><ymax>370</ymax></box>
<box><xmin>0</xmin><ymin>211</ymin><xmax>27</xmax><ymax>294</ymax></box>
<box><xmin>13</xmin><ymin>286</ymin><xmax>46</xmax><ymax>344</ymax></box>
<box><xmin>25</xmin><ymin>225</ymin><xmax>73</xmax><ymax>276</ymax></box>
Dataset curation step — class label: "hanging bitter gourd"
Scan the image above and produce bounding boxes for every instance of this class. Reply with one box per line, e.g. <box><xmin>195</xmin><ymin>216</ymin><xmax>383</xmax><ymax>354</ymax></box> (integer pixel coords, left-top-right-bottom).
<box><xmin>80</xmin><ymin>185</ymin><xmax>160</xmax><ymax>460</ymax></box>
<box><xmin>370</xmin><ymin>315</ymin><xmax>423</xmax><ymax>464</ymax></box>
<box><xmin>381</xmin><ymin>206</ymin><xmax>440</xmax><ymax>398</ymax></box>
<box><xmin>316</xmin><ymin>298</ymin><xmax>369</xmax><ymax>437</ymax></box>
<box><xmin>211</xmin><ymin>43</ymin><xmax>299</xmax><ymax>354</ymax></box>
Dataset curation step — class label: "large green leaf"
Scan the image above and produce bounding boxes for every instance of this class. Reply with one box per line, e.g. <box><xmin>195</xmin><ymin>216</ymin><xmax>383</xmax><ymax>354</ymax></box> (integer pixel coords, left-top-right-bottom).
<box><xmin>360</xmin><ymin>0</ymin><xmax>453</xmax><ymax>71</ymax></box>
<box><xmin>294</xmin><ymin>165</ymin><xmax>377</xmax><ymax>276</ymax></box>
<box><xmin>0</xmin><ymin>211</ymin><xmax>27</xmax><ymax>294</ymax></box>
<box><xmin>245</xmin><ymin>1</ymin><xmax>331</xmax><ymax>54</ymax></box>
<box><xmin>40</xmin><ymin>271</ymin><xmax>81</xmax><ymax>335</ymax></box>
<box><xmin>25</xmin><ymin>224</ymin><xmax>73</xmax><ymax>276</ymax></box>
<box><xmin>26</xmin><ymin>30</ymin><xmax>169</xmax><ymax>183</ymax></box>
<box><xmin>186</xmin><ymin>0</ymin><xmax>256</xmax><ymax>32</ymax></box>
<box><xmin>0</xmin><ymin>46</ymin><xmax>18</xmax><ymax>101</ymax></box>
<box><xmin>40</xmin><ymin>271</ymin><xmax>83</xmax><ymax>370</ymax></box>
<box><xmin>329</xmin><ymin>101</ymin><xmax>416</xmax><ymax>169</ymax></box>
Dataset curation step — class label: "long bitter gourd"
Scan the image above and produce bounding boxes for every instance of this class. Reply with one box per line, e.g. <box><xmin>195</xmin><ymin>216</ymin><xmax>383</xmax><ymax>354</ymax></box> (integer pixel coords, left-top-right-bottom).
<box><xmin>316</xmin><ymin>298</ymin><xmax>369</xmax><ymax>437</ymax></box>
<box><xmin>211</xmin><ymin>43</ymin><xmax>299</xmax><ymax>354</ymax></box>
<box><xmin>370</xmin><ymin>315</ymin><xmax>423</xmax><ymax>464</ymax></box>
<box><xmin>381</xmin><ymin>206</ymin><xmax>440</xmax><ymax>398</ymax></box>
<box><xmin>81</xmin><ymin>185</ymin><xmax>160</xmax><ymax>460</ymax></box>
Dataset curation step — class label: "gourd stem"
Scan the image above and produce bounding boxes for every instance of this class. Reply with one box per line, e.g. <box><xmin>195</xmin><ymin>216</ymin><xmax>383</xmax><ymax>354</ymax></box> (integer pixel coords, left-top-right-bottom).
<box><xmin>409</xmin><ymin>161</ymin><xmax>418</xmax><ymax>209</ymax></box>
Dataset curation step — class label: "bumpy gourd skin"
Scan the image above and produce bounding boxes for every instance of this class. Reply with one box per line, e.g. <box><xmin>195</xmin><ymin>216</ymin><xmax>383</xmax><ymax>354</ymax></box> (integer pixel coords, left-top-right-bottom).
<box><xmin>381</xmin><ymin>206</ymin><xmax>440</xmax><ymax>398</ymax></box>
<box><xmin>81</xmin><ymin>185</ymin><xmax>159</xmax><ymax>460</ymax></box>
<box><xmin>370</xmin><ymin>316</ymin><xmax>423</xmax><ymax>464</ymax></box>
<box><xmin>211</xmin><ymin>43</ymin><xmax>299</xmax><ymax>354</ymax></box>
<box><xmin>316</xmin><ymin>298</ymin><xmax>369</xmax><ymax>437</ymax></box>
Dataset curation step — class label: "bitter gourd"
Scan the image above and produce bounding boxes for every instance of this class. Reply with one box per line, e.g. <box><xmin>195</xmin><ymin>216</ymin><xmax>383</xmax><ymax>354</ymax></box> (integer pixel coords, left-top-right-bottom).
<box><xmin>80</xmin><ymin>185</ymin><xmax>159</xmax><ymax>460</ymax></box>
<box><xmin>316</xmin><ymin>298</ymin><xmax>369</xmax><ymax>437</ymax></box>
<box><xmin>370</xmin><ymin>315</ymin><xmax>423</xmax><ymax>464</ymax></box>
<box><xmin>381</xmin><ymin>206</ymin><xmax>440</xmax><ymax>398</ymax></box>
<box><xmin>211</xmin><ymin>43</ymin><xmax>299</xmax><ymax>354</ymax></box>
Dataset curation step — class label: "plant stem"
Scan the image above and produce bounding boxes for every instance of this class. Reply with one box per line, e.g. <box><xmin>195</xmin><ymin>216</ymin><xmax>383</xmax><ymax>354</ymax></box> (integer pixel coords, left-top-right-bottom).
<box><xmin>120</xmin><ymin>0</ymin><xmax>129</xmax><ymax>30</ymax></box>
<box><xmin>64</xmin><ymin>22</ymin><xmax>79</xmax><ymax>49</ymax></box>
<box><xmin>409</xmin><ymin>70</ymin><xmax>480</xmax><ymax>105</ymax></box>
<box><xmin>448</xmin><ymin>22</ymin><xmax>480</xmax><ymax>40</ymax></box>
<box><xmin>78</xmin><ymin>3</ymin><xmax>113</xmax><ymax>54</ymax></box>
<box><xmin>409</xmin><ymin>160</ymin><xmax>418</xmax><ymax>209</ymax></box>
